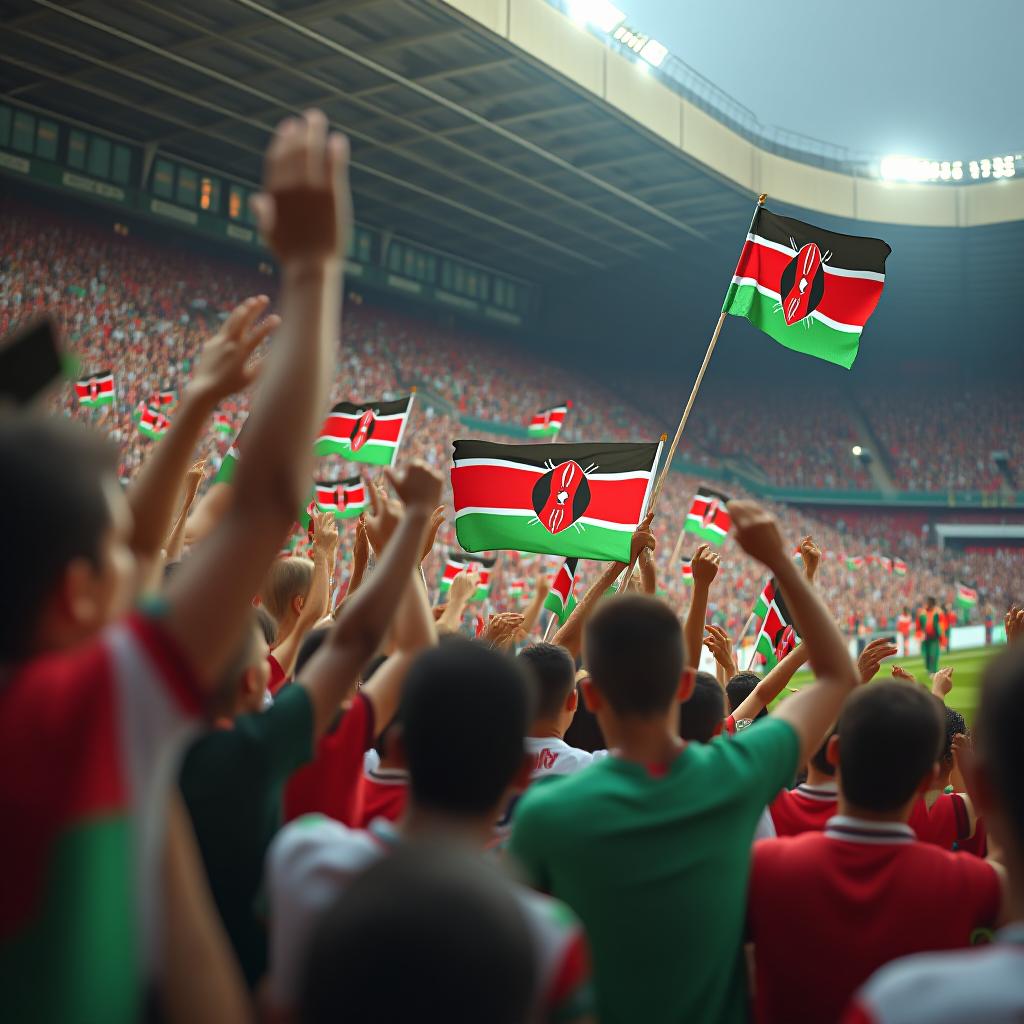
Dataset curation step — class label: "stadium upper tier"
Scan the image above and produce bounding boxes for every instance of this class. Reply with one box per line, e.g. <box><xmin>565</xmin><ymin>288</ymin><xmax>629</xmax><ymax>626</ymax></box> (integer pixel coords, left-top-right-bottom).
<box><xmin>2</xmin><ymin>197</ymin><xmax>1020</xmax><ymax>625</ymax></box>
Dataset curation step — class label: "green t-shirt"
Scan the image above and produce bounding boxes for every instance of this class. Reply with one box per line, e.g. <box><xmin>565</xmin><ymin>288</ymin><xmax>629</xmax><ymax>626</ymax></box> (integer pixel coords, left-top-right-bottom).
<box><xmin>179</xmin><ymin>684</ymin><xmax>313</xmax><ymax>986</ymax></box>
<box><xmin>509</xmin><ymin>717</ymin><xmax>799</xmax><ymax>1024</ymax></box>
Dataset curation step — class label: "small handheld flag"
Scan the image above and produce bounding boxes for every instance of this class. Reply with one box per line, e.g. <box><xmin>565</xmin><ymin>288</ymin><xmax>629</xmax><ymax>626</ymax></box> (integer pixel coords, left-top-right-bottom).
<box><xmin>315</xmin><ymin>394</ymin><xmax>415</xmax><ymax>466</ymax></box>
<box><xmin>138</xmin><ymin>405</ymin><xmax>171</xmax><ymax>440</ymax></box>
<box><xmin>543</xmin><ymin>557</ymin><xmax>579</xmax><ymax>626</ymax></box>
<box><xmin>528</xmin><ymin>402</ymin><xmax>571</xmax><ymax>439</ymax></box>
<box><xmin>750</xmin><ymin>577</ymin><xmax>800</xmax><ymax>670</ymax></box>
<box><xmin>439</xmin><ymin>552</ymin><xmax>496</xmax><ymax>602</ymax></box>
<box><xmin>684</xmin><ymin>487</ymin><xmax>731</xmax><ymax>546</ymax></box>
<box><xmin>214</xmin><ymin>413</ymin><xmax>233</xmax><ymax>437</ymax></box>
<box><xmin>681</xmin><ymin>558</ymin><xmax>693</xmax><ymax>586</ymax></box>
<box><xmin>955</xmin><ymin>582</ymin><xmax>979</xmax><ymax>609</ymax></box>
<box><xmin>74</xmin><ymin>371</ymin><xmax>115</xmax><ymax>408</ymax></box>
<box><xmin>313</xmin><ymin>478</ymin><xmax>369</xmax><ymax>520</ymax></box>
<box><xmin>894</xmin><ymin>559</ymin><xmax>907</xmax><ymax>578</ymax></box>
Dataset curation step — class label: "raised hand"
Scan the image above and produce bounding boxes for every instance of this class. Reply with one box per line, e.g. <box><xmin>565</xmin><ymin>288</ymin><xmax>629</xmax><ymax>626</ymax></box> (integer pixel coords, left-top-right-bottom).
<box><xmin>385</xmin><ymin>461</ymin><xmax>444</xmax><ymax>514</ymax></box>
<box><xmin>703</xmin><ymin>623</ymin><xmax>737</xmax><ymax>677</ymax></box>
<box><xmin>363</xmin><ymin>479</ymin><xmax>401</xmax><ymax>555</ymax></box>
<box><xmin>857</xmin><ymin>637</ymin><xmax>898</xmax><ymax>683</ymax></box>
<box><xmin>481</xmin><ymin>612</ymin><xmax>525</xmax><ymax>651</ymax></box>
<box><xmin>890</xmin><ymin>664</ymin><xmax>919</xmax><ymax>684</ymax></box>
<box><xmin>691</xmin><ymin>543</ymin><xmax>721</xmax><ymax>587</ymax></box>
<box><xmin>799</xmin><ymin>535</ymin><xmax>822</xmax><ymax>582</ymax></box>
<box><xmin>728</xmin><ymin>500</ymin><xmax>786</xmax><ymax>569</ymax></box>
<box><xmin>189</xmin><ymin>296</ymin><xmax>280</xmax><ymax>404</ymax></box>
<box><xmin>630</xmin><ymin>511</ymin><xmax>656</xmax><ymax>563</ymax></box>
<box><xmin>931</xmin><ymin>666</ymin><xmax>954</xmax><ymax>699</ymax></box>
<box><xmin>447</xmin><ymin>567</ymin><xmax>480</xmax><ymax>608</ymax></box>
<box><xmin>311</xmin><ymin>508</ymin><xmax>340</xmax><ymax>557</ymax></box>
<box><xmin>250</xmin><ymin>108</ymin><xmax>352</xmax><ymax>265</ymax></box>
<box><xmin>420</xmin><ymin>505</ymin><xmax>446</xmax><ymax>564</ymax></box>
<box><xmin>352</xmin><ymin>516</ymin><xmax>370</xmax><ymax>565</ymax></box>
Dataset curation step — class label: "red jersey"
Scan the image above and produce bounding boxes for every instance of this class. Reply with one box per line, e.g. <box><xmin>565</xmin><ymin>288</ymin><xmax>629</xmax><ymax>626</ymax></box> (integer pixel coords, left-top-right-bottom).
<box><xmin>768</xmin><ymin>782</ymin><xmax>838</xmax><ymax>837</ymax></box>
<box><xmin>909</xmin><ymin>793</ymin><xmax>972</xmax><ymax>850</ymax></box>
<box><xmin>284</xmin><ymin>693</ymin><xmax>374</xmax><ymax>826</ymax></box>
<box><xmin>267</xmin><ymin>653</ymin><xmax>287</xmax><ymax>696</ymax></box>
<box><xmin>896</xmin><ymin>614</ymin><xmax>912</xmax><ymax>638</ymax></box>
<box><xmin>748</xmin><ymin>816</ymin><xmax>1000</xmax><ymax>1024</ymax></box>
<box><xmin>356</xmin><ymin>766</ymin><xmax>409</xmax><ymax>828</ymax></box>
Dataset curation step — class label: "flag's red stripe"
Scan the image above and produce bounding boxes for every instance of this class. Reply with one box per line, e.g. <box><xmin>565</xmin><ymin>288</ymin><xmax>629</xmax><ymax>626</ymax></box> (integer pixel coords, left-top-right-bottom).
<box><xmin>735</xmin><ymin>239</ymin><xmax>884</xmax><ymax>328</ymax></box>
<box><xmin>452</xmin><ymin>464</ymin><xmax>649</xmax><ymax>526</ymax></box>
<box><xmin>320</xmin><ymin>413</ymin><xmax>404</xmax><ymax>442</ymax></box>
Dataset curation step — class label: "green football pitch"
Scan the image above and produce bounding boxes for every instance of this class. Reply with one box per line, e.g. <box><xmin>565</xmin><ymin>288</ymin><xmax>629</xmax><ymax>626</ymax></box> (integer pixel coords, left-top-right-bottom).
<box><xmin>784</xmin><ymin>645</ymin><xmax>1004</xmax><ymax>724</ymax></box>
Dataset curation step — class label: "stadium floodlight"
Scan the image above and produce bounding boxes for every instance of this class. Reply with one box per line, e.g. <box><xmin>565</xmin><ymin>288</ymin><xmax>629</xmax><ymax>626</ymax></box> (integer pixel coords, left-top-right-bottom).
<box><xmin>851</xmin><ymin>445</ymin><xmax>863</xmax><ymax>457</ymax></box>
<box><xmin>639</xmin><ymin>38</ymin><xmax>668</xmax><ymax>67</ymax></box>
<box><xmin>566</xmin><ymin>0</ymin><xmax>625</xmax><ymax>33</ymax></box>
<box><xmin>879</xmin><ymin>156</ymin><xmax>938</xmax><ymax>182</ymax></box>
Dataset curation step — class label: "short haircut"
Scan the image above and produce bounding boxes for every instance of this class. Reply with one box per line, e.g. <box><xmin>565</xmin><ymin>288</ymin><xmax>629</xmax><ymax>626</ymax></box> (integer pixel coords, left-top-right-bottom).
<box><xmin>584</xmin><ymin>595</ymin><xmax>684</xmax><ymax>717</ymax></box>
<box><xmin>810</xmin><ymin>727</ymin><xmax>838</xmax><ymax>777</ymax></box>
<box><xmin>563</xmin><ymin>697</ymin><xmax>607</xmax><ymax>753</ymax></box>
<box><xmin>300</xmin><ymin>842</ymin><xmax>535</xmax><ymax>1024</ymax></box>
<box><xmin>518</xmin><ymin>643</ymin><xmax>576</xmax><ymax>719</ymax></box>
<box><xmin>837</xmin><ymin>681</ymin><xmax>943</xmax><ymax>812</ymax></box>
<box><xmin>294</xmin><ymin>626</ymin><xmax>328</xmax><ymax>678</ymax></box>
<box><xmin>399</xmin><ymin>639</ymin><xmax>535</xmax><ymax>815</ymax></box>
<box><xmin>0</xmin><ymin>414</ymin><xmax>117</xmax><ymax>662</ymax></box>
<box><xmin>255</xmin><ymin>606</ymin><xmax>278</xmax><ymax>647</ymax></box>
<box><xmin>678</xmin><ymin>672</ymin><xmax>725</xmax><ymax>743</ymax></box>
<box><xmin>940</xmin><ymin>703</ymin><xmax>967</xmax><ymax>763</ymax></box>
<box><xmin>975</xmin><ymin>644</ymin><xmax>1024</xmax><ymax>850</ymax></box>
<box><xmin>259</xmin><ymin>557</ymin><xmax>314</xmax><ymax>621</ymax></box>
<box><xmin>726</xmin><ymin>672</ymin><xmax>767</xmax><ymax>721</ymax></box>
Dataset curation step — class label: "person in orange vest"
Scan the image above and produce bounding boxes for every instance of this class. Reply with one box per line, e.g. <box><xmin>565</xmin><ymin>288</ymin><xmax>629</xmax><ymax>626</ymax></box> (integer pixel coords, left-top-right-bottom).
<box><xmin>897</xmin><ymin>606</ymin><xmax>913</xmax><ymax>656</ymax></box>
<box><xmin>918</xmin><ymin>597</ymin><xmax>944</xmax><ymax>673</ymax></box>
<box><xmin>940</xmin><ymin>605</ymin><xmax>952</xmax><ymax>651</ymax></box>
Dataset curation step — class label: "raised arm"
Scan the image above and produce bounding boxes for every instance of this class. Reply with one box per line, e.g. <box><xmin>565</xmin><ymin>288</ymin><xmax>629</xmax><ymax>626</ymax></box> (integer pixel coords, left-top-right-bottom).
<box><xmin>299</xmin><ymin>462</ymin><xmax>442</xmax><ymax>736</ymax></box>
<box><xmin>799</xmin><ymin>535</ymin><xmax>821</xmax><ymax>584</ymax></box>
<box><xmin>163</xmin><ymin>461</ymin><xmax>205</xmax><ymax>567</ymax></box>
<box><xmin>703</xmin><ymin>624</ymin><xmax>738</xmax><ymax>688</ymax></box>
<box><xmin>516</xmin><ymin>566</ymin><xmax>551</xmax><ymax>641</ymax></box>
<box><xmin>639</xmin><ymin>545</ymin><xmax>657</xmax><ymax>596</ymax></box>
<box><xmin>732</xmin><ymin>643</ymin><xmax>810</xmax><ymax>722</ymax></box>
<box><xmin>684</xmin><ymin>543</ymin><xmax>719</xmax><ymax>670</ymax></box>
<box><xmin>729</xmin><ymin>500</ymin><xmax>860</xmax><ymax>763</ymax></box>
<box><xmin>435</xmin><ymin>568</ymin><xmax>477</xmax><ymax>635</ymax></box>
<box><xmin>165</xmin><ymin>111</ymin><xmax>350</xmax><ymax>691</ymax></box>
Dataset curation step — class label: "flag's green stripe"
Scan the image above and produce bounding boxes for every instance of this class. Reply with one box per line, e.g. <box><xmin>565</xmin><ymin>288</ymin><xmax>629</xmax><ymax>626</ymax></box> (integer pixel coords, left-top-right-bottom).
<box><xmin>456</xmin><ymin>512</ymin><xmax>631</xmax><ymax>562</ymax></box>
<box><xmin>139</xmin><ymin>425</ymin><xmax>164</xmax><ymax>440</ymax></box>
<box><xmin>215</xmin><ymin>453</ymin><xmax>237</xmax><ymax>484</ymax></box>
<box><xmin>755</xmin><ymin>631</ymin><xmax>779</xmax><ymax>669</ymax></box>
<box><xmin>543</xmin><ymin>591</ymin><xmax>578</xmax><ymax>626</ymax></box>
<box><xmin>79</xmin><ymin>395</ymin><xmax>114</xmax><ymax>408</ymax></box>
<box><xmin>723</xmin><ymin>282</ymin><xmax>861</xmax><ymax>370</ymax></box>
<box><xmin>312</xmin><ymin>439</ymin><xmax>396</xmax><ymax>465</ymax></box>
<box><xmin>528</xmin><ymin>425</ymin><xmax>559</xmax><ymax>437</ymax></box>
<box><xmin>684</xmin><ymin>521</ymin><xmax>727</xmax><ymax>545</ymax></box>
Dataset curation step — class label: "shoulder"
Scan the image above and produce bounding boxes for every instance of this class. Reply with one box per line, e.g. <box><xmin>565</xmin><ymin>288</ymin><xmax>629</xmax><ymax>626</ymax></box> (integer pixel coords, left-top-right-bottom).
<box><xmin>753</xmin><ymin>832</ymin><xmax>821</xmax><ymax>873</ymax></box>
<box><xmin>709</xmin><ymin>717</ymin><xmax>799</xmax><ymax>776</ymax></box>
<box><xmin>518</xmin><ymin>761</ymin><xmax>601</xmax><ymax>818</ymax></box>
<box><xmin>269</xmin><ymin>813</ymin><xmax>380</xmax><ymax>890</ymax></box>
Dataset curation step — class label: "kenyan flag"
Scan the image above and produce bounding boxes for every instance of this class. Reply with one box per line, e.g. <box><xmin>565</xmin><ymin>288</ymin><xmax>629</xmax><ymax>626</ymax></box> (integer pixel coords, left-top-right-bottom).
<box><xmin>215</xmin><ymin>444</ymin><xmax>240</xmax><ymax>484</ymax></box>
<box><xmin>894</xmin><ymin>559</ymin><xmax>907</xmax><ymax>578</ymax></box>
<box><xmin>314</xmin><ymin>394</ymin><xmax>415</xmax><ymax>466</ymax></box>
<box><xmin>543</xmin><ymin>557</ymin><xmax>579</xmax><ymax>626</ymax></box>
<box><xmin>955</xmin><ymin>582</ymin><xmax>979</xmax><ymax>609</ymax></box>
<box><xmin>684</xmin><ymin>487</ymin><xmax>731</xmax><ymax>545</ymax></box>
<box><xmin>451</xmin><ymin>439</ymin><xmax>662</xmax><ymax>562</ymax></box>
<box><xmin>138</xmin><ymin>405</ymin><xmax>170</xmax><ymax>440</ymax></box>
<box><xmin>313</xmin><ymin>478</ymin><xmax>368</xmax><ymax>520</ymax></box>
<box><xmin>509</xmin><ymin>579</ymin><xmax>526</xmax><ymax>603</ymax></box>
<box><xmin>439</xmin><ymin>552</ymin><xmax>495</xmax><ymax>602</ymax></box>
<box><xmin>751</xmin><ymin>577</ymin><xmax>800</xmax><ymax>670</ymax></box>
<box><xmin>846</xmin><ymin>556</ymin><xmax>864</xmax><ymax>571</ymax></box>
<box><xmin>681</xmin><ymin>558</ymin><xmax>693</xmax><ymax>586</ymax></box>
<box><xmin>723</xmin><ymin>206</ymin><xmax>891</xmax><ymax>369</ymax></box>
<box><xmin>74</xmin><ymin>371</ymin><xmax>114</xmax><ymax>407</ymax></box>
<box><xmin>214</xmin><ymin>413</ymin><xmax>233</xmax><ymax>437</ymax></box>
<box><xmin>528</xmin><ymin>402</ymin><xmax>571</xmax><ymax>439</ymax></box>
<box><xmin>156</xmin><ymin>389</ymin><xmax>176</xmax><ymax>407</ymax></box>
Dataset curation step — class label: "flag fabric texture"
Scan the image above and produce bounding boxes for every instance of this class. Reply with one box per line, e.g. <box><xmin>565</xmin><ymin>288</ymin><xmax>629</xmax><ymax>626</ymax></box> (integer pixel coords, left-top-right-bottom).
<box><xmin>751</xmin><ymin>577</ymin><xmax>800</xmax><ymax>670</ymax></box>
<box><xmin>215</xmin><ymin>444</ymin><xmax>240</xmax><ymax>484</ymax></box>
<box><xmin>439</xmin><ymin>553</ymin><xmax>495</xmax><ymax>602</ymax></box>
<box><xmin>684</xmin><ymin>487</ymin><xmax>732</xmax><ymax>545</ymax></box>
<box><xmin>451</xmin><ymin>439</ymin><xmax>662</xmax><ymax>563</ymax></box>
<box><xmin>543</xmin><ymin>557</ymin><xmax>579</xmax><ymax>626</ymax></box>
<box><xmin>846</xmin><ymin>556</ymin><xmax>864</xmax><ymax>571</ymax></box>
<box><xmin>156</xmin><ymin>390</ymin><xmax>176</xmax><ymax>406</ymax></box>
<box><xmin>723</xmin><ymin>206</ymin><xmax>891</xmax><ymax>369</ymax></box>
<box><xmin>313</xmin><ymin>478</ymin><xmax>368</xmax><ymax>520</ymax></box>
<box><xmin>528</xmin><ymin>403</ymin><xmax>571</xmax><ymax>439</ymax></box>
<box><xmin>955</xmin><ymin>582</ymin><xmax>979</xmax><ymax>608</ymax></box>
<box><xmin>214</xmin><ymin>414</ymin><xmax>233</xmax><ymax>437</ymax></box>
<box><xmin>314</xmin><ymin>395</ymin><xmax>415</xmax><ymax>466</ymax></box>
<box><xmin>509</xmin><ymin>579</ymin><xmax>526</xmax><ymax>603</ymax></box>
<box><xmin>681</xmin><ymin>559</ymin><xmax>693</xmax><ymax>586</ymax></box>
<box><xmin>138</xmin><ymin>406</ymin><xmax>170</xmax><ymax>440</ymax></box>
<box><xmin>894</xmin><ymin>559</ymin><xmax>907</xmax><ymax>578</ymax></box>
<box><xmin>74</xmin><ymin>371</ymin><xmax>114</xmax><ymax>407</ymax></box>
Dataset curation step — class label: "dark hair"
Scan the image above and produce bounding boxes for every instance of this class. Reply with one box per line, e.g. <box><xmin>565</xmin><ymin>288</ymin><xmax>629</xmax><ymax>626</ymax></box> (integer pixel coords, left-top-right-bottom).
<box><xmin>837</xmin><ymin>681</ymin><xmax>943</xmax><ymax>812</ymax></box>
<box><xmin>563</xmin><ymin>692</ymin><xmax>607</xmax><ymax>753</ymax></box>
<box><xmin>0</xmin><ymin>415</ymin><xmax>117</xmax><ymax>661</ymax></box>
<box><xmin>975</xmin><ymin>644</ymin><xmax>1024</xmax><ymax>849</ymax></box>
<box><xmin>810</xmin><ymin>727</ymin><xmax>838</xmax><ymax>777</ymax></box>
<box><xmin>399</xmin><ymin>640</ymin><xmax>535</xmax><ymax>815</ymax></box>
<box><xmin>584</xmin><ymin>595</ymin><xmax>683</xmax><ymax>716</ymax></box>
<box><xmin>255</xmin><ymin>605</ymin><xmax>278</xmax><ymax>647</ymax></box>
<box><xmin>518</xmin><ymin>643</ymin><xmax>576</xmax><ymax>719</ymax></box>
<box><xmin>294</xmin><ymin>627</ymin><xmax>329</xmax><ymax>678</ymax></box>
<box><xmin>300</xmin><ymin>842</ymin><xmax>535</xmax><ymax>1024</ymax></box>
<box><xmin>940</xmin><ymin>703</ymin><xmax>967</xmax><ymax>764</ymax></box>
<box><xmin>726</xmin><ymin>672</ymin><xmax>768</xmax><ymax>721</ymax></box>
<box><xmin>678</xmin><ymin>672</ymin><xmax>725</xmax><ymax>743</ymax></box>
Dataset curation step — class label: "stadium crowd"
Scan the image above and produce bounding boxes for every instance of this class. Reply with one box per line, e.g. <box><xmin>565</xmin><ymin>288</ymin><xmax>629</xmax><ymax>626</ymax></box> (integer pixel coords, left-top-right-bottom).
<box><xmin>3</xmin><ymin>111</ymin><xmax>1024</xmax><ymax>1024</ymax></box>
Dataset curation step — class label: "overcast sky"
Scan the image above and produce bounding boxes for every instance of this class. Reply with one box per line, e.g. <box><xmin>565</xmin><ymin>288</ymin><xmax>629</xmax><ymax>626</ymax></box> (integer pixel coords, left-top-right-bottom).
<box><xmin>623</xmin><ymin>0</ymin><xmax>1023</xmax><ymax>160</ymax></box>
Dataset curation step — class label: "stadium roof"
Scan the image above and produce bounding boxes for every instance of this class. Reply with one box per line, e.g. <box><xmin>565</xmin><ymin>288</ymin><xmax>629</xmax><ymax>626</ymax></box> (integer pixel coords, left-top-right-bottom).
<box><xmin>2</xmin><ymin>0</ymin><xmax>1023</xmax><ymax>353</ymax></box>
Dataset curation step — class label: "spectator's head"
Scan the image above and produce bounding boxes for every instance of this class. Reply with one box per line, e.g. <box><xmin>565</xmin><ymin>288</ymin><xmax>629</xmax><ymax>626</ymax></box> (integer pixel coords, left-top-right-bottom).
<box><xmin>678</xmin><ymin>672</ymin><xmax>726</xmax><ymax>743</ymax></box>
<box><xmin>582</xmin><ymin>596</ymin><xmax>692</xmax><ymax>723</ymax></box>
<box><xmin>393</xmin><ymin>640</ymin><xmax>535</xmax><ymax>822</ymax></box>
<box><xmin>255</xmin><ymin>605</ymin><xmax>278</xmax><ymax>647</ymax></box>
<box><xmin>971</xmin><ymin>645</ymin><xmax>1024</xmax><ymax>864</ymax></box>
<box><xmin>259</xmin><ymin>556</ymin><xmax>315</xmax><ymax>634</ymax></box>
<box><xmin>300</xmin><ymin>842</ymin><xmax>535</xmax><ymax>1024</ymax></box>
<box><xmin>0</xmin><ymin>415</ymin><xmax>134</xmax><ymax>661</ymax></box>
<box><xmin>518</xmin><ymin>643</ymin><xmax>577</xmax><ymax>733</ymax></box>
<box><xmin>808</xmin><ymin>727</ymin><xmax>838</xmax><ymax>779</ymax></box>
<box><xmin>211</xmin><ymin>610</ymin><xmax>271</xmax><ymax>717</ymax></box>
<box><xmin>830</xmin><ymin>681</ymin><xmax>943</xmax><ymax>815</ymax></box>
<box><xmin>925</xmin><ymin>596</ymin><xmax>936</xmax><ymax>609</ymax></box>
<box><xmin>939</xmin><ymin>704</ymin><xmax>968</xmax><ymax>774</ymax></box>
<box><xmin>563</xmin><ymin>670</ymin><xmax>607</xmax><ymax>753</ymax></box>
<box><xmin>727</xmin><ymin>672</ymin><xmax>768</xmax><ymax>721</ymax></box>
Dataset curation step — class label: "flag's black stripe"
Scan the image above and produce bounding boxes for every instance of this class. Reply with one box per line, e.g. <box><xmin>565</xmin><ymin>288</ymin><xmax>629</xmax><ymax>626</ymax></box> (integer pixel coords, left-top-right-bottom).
<box><xmin>565</xmin><ymin>557</ymin><xmax>579</xmax><ymax>577</ymax></box>
<box><xmin>448</xmin><ymin>550</ymin><xmax>497</xmax><ymax>569</ymax></box>
<box><xmin>80</xmin><ymin>369</ymin><xmax>113</xmax><ymax>383</ymax></box>
<box><xmin>341</xmin><ymin>476</ymin><xmax>362</xmax><ymax>487</ymax></box>
<box><xmin>453</xmin><ymin>439</ymin><xmax>662</xmax><ymax>474</ymax></box>
<box><xmin>754</xmin><ymin>209</ymin><xmax>891</xmax><ymax>274</ymax></box>
<box><xmin>330</xmin><ymin>396</ymin><xmax>411</xmax><ymax>417</ymax></box>
<box><xmin>770</xmin><ymin>577</ymin><xmax>794</xmax><ymax>626</ymax></box>
<box><xmin>696</xmin><ymin>485</ymin><xmax>731</xmax><ymax>504</ymax></box>
<box><xmin>315</xmin><ymin>480</ymin><xmax>339</xmax><ymax>488</ymax></box>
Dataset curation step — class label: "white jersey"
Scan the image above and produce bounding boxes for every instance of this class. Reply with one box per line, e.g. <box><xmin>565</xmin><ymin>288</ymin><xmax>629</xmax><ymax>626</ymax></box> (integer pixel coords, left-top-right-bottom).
<box><xmin>266</xmin><ymin>814</ymin><xmax>592</xmax><ymax>1018</ymax></box>
<box><xmin>848</xmin><ymin>925</ymin><xmax>1024</xmax><ymax>1023</ymax></box>
<box><xmin>524</xmin><ymin>736</ymin><xmax>609</xmax><ymax>779</ymax></box>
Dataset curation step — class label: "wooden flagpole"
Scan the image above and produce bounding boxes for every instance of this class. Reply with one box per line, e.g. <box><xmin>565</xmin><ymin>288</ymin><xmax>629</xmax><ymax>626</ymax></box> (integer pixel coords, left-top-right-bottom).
<box><xmin>542</xmin><ymin>612</ymin><xmax>557</xmax><ymax>642</ymax></box>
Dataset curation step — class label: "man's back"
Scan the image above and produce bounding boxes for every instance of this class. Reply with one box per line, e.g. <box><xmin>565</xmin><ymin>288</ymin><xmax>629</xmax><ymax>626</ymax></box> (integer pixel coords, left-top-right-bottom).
<box><xmin>768</xmin><ymin>782</ymin><xmax>837</xmax><ymax>836</ymax></box>
<box><xmin>748</xmin><ymin>818</ymin><xmax>1001</xmax><ymax>1024</ymax></box>
<box><xmin>510</xmin><ymin>718</ymin><xmax>798</xmax><ymax>1024</ymax></box>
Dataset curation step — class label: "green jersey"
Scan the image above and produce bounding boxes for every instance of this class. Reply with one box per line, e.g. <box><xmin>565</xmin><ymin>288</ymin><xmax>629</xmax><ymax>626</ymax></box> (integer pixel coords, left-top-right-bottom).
<box><xmin>510</xmin><ymin>717</ymin><xmax>798</xmax><ymax>1024</ymax></box>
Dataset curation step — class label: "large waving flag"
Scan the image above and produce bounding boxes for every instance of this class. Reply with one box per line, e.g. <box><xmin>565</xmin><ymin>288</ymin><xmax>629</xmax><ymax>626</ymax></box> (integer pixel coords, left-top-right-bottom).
<box><xmin>314</xmin><ymin>395</ymin><xmax>415</xmax><ymax>466</ymax></box>
<box><xmin>528</xmin><ymin>402</ymin><xmax>571</xmax><ymax>439</ymax></box>
<box><xmin>439</xmin><ymin>552</ymin><xmax>495</xmax><ymax>602</ymax></box>
<box><xmin>750</xmin><ymin>577</ymin><xmax>799</xmax><ymax>670</ymax></box>
<box><xmin>543</xmin><ymin>557</ymin><xmax>579</xmax><ymax>626</ymax></box>
<box><xmin>684</xmin><ymin>486</ymin><xmax>731</xmax><ymax>545</ymax></box>
<box><xmin>451</xmin><ymin>439</ymin><xmax>663</xmax><ymax>562</ymax></box>
<box><xmin>313</xmin><ymin>478</ymin><xmax>369</xmax><ymax>520</ymax></box>
<box><xmin>723</xmin><ymin>206</ymin><xmax>890</xmax><ymax>369</ymax></box>
<box><xmin>74</xmin><ymin>371</ymin><xmax>114</xmax><ymax>408</ymax></box>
